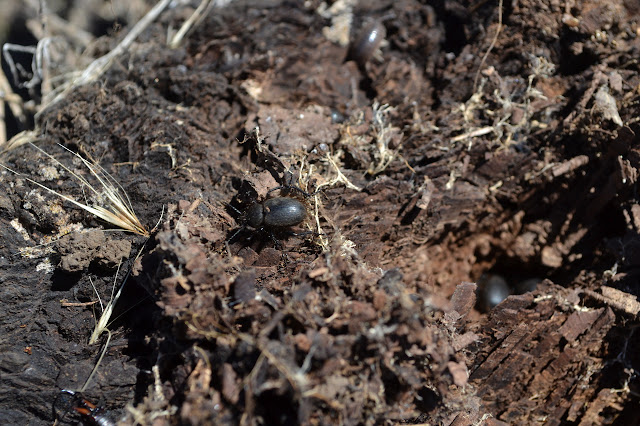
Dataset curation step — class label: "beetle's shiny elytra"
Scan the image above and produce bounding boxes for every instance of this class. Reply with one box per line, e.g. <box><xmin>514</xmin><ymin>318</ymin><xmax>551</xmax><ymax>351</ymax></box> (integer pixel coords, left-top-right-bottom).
<box><xmin>247</xmin><ymin>197</ymin><xmax>307</xmax><ymax>229</ymax></box>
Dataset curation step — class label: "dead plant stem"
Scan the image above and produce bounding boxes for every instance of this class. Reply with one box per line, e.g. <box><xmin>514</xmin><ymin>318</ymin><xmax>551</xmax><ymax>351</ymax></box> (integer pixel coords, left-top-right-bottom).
<box><xmin>473</xmin><ymin>0</ymin><xmax>503</xmax><ymax>92</ymax></box>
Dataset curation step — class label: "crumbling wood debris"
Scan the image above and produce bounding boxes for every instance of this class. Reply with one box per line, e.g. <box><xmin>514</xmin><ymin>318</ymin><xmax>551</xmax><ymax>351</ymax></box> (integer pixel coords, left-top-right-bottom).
<box><xmin>584</xmin><ymin>286</ymin><xmax>640</xmax><ymax>317</ymax></box>
<box><xmin>470</xmin><ymin>284</ymin><xmax>622</xmax><ymax>424</ymax></box>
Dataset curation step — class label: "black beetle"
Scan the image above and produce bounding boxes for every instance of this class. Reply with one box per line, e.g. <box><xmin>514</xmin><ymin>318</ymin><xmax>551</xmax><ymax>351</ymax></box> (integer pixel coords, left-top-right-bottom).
<box><xmin>246</xmin><ymin>197</ymin><xmax>307</xmax><ymax>228</ymax></box>
<box><xmin>228</xmin><ymin>185</ymin><xmax>315</xmax><ymax>247</ymax></box>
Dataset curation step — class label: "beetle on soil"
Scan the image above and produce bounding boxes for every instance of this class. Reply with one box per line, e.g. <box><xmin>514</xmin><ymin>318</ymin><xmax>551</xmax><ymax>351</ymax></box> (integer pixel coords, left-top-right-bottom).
<box><xmin>246</xmin><ymin>196</ymin><xmax>306</xmax><ymax>229</ymax></box>
<box><xmin>228</xmin><ymin>185</ymin><xmax>316</xmax><ymax>247</ymax></box>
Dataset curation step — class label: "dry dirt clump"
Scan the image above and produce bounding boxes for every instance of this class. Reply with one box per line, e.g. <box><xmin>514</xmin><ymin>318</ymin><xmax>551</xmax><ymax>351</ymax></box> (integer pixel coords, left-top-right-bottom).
<box><xmin>1</xmin><ymin>0</ymin><xmax>640</xmax><ymax>424</ymax></box>
<box><xmin>133</xmin><ymin>190</ymin><xmax>476</xmax><ymax>424</ymax></box>
<box><xmin>57</xmin><ymin>229</ymin><xmax>132</xmax><ymax>272</ymax></box>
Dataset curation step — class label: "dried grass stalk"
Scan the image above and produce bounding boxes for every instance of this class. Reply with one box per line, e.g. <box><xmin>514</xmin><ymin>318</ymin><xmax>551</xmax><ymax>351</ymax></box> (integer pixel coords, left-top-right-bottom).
<box><xmin>1</xmin><ymin>142</ymin><xmax>149</xmax><ymax>237</ymax></box>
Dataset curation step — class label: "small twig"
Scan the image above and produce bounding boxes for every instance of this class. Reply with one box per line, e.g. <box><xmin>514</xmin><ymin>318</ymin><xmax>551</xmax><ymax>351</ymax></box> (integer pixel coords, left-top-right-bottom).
<box><xmin>473</xmin><ymin>0</ymin><xmax>503</xmax><ymax>92</ymax></box>
<box><xmin>450</xmin><ymin>126</ymin><xmax>494</xmax><ymax>143</ymax></box>
<box><xmin>1</xmin><ymin>130</ymin><xmax>38</xmax><ymax>154</ymax></box>
<box><xmin>2</xmin><ymin>44</ymin><xmax>37</xmax><ymax>88</ymax></box>
<box><xmin>168</xmin><ymin>0</ymin><xmax>222</xmax><ymax>48</ymax></box>
<box><xmin>60</xmin><ymin>300</ymin><xmax>99</xmax><ymax>307</ymax></box>
<box><xmin>0</xmin><ymin>67</ymin><xmax>26</xmax><ymax>136</ymax></box>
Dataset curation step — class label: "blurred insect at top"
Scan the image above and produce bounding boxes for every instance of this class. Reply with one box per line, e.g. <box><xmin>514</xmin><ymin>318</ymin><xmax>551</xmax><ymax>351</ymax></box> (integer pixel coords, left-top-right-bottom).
<box><xmin>348</xmin><ymin>20</ymin><xmax>386</xmax><ymax>67</ymax></box>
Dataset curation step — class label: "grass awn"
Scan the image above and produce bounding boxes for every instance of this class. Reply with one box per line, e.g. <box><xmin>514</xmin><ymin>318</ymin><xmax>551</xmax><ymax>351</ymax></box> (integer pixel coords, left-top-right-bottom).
<box><xmin>1</xmin><ymin>142</ymin><xmax>149</xmax><ymax>237</ymax></box>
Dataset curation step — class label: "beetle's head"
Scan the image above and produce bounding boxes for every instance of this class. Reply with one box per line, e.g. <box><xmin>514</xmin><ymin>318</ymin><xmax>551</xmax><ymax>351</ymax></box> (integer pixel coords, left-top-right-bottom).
<box><xmin>246</xmin><ymin>203</ymin><xmax>264</xmax><ymax>228</ymax></box>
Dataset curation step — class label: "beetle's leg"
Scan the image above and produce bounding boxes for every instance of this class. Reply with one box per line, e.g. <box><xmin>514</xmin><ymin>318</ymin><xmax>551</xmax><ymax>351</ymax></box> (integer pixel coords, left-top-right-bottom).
<box><xmin>289</xmin><ymin>230</ymin><xmax>317</xmax><ymax>238</ymax></box>
<box><xmin>224</xmin><ymin>201</ymin><xmax>243</xmax><ymax>216</ymax></box>
<box><xmin>267</xmin><ymin>230</ymin><xmax>283</xmax><ymax>249</ymax></box>
<box><xmin>226</xmin><ymin>226</ymin><xmax>248</xmax><ymax>245</ymax></box>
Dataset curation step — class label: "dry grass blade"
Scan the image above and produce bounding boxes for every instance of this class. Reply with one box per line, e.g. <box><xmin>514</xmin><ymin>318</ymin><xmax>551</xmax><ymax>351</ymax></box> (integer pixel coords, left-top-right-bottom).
<box><xmin>88</xmin><ymin>268</ymin><xmax>121</xmax><ymax>346</ymax></box>
<box><xmin>168</xmin><ymin>0</ymin><xmax>235</xmax><ymax>48</ymax></box>
<box><xmin>169</xmin><ymin>0</ymin><xmax>215</xmax><ymax>48</ymax></box>
<box><xmin>80</xmin><ymin>264</ymin><xmax>125</xmax><ymax>392</ymax></box>
<box><xmin>80</xmin><ymin>276</ymin><xmax>116</xmax><ymax>392</ymax></box>
<box><xmin>80</xmin><ymin>204</ymin><xmax>163</xmax><ymax>392</ymax></box>
<box><xmin>81</xmin><ymin>237</ymin><xmax>153</xmax><ymax>391</ymax></box>
<box><xmin>1</xmin><ymin>142</ymin><xmax>149</xmax><ymax>237</ymax></box>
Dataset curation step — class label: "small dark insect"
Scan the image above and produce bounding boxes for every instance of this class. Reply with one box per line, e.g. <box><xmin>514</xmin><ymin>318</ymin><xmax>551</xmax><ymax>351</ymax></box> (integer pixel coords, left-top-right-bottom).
<box><xmin>348</xmin><ymin>20</ymin><xmax>386</xmax><ymax>67</ymax></box>
<box><xmin>54</xmin><ymin>390</ymin><xmax>115</xmax><ymax>426</ymax></box>
<box><xmin>228</xmin><ymin>185</ymin><xmax>315</xmax><ymax>247</ymax></box>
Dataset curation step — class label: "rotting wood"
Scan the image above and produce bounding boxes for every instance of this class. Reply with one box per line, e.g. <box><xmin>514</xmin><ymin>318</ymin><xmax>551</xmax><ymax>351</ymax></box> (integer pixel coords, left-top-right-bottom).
<box><xmin>471</xmin><ymin>285</ymin><xmax>620</xmax><ymax>424</ymax></box>
<box><xmin>584</xmin><ymin>286</ymin><xmax>640</xmax><ymax>317</ymax></box>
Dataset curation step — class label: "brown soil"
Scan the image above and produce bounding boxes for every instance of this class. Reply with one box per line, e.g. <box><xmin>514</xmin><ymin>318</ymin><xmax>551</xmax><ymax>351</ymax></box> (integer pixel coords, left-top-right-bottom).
<box><xmin>1</xmin><ymin>0</ymin><xmax>640</xmax><ymax>424</ymax></box>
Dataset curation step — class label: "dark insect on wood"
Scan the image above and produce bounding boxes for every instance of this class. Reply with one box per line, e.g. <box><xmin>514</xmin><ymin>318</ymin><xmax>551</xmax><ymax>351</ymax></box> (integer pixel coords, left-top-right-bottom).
<box><xmin>246</xmin><ymin>197</ymin><xmax>307</xmax><ymax>228</ymax></box>
<box><xmin>53</xmin><ymin>389</ymin><xmax>115</xmax><ymax>426</ymax></box>
<box><xmin>228</xmin><ymin>185</ymin><xmax>316</xmax><ymax>248</ymax></box>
